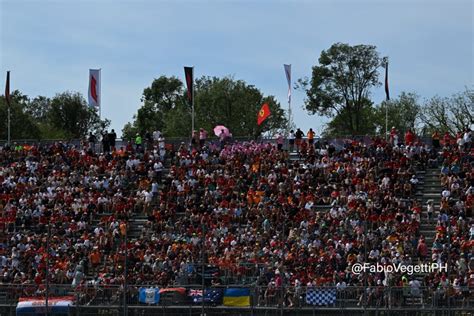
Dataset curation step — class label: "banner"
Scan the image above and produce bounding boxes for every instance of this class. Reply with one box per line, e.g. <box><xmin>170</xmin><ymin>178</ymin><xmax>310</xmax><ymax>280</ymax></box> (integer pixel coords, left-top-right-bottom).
<box><xmin>88</xmin><ymin>69</ymin><xmax>101</xmax><ymax>108</ymax></box>
<box><xmin>284</xmin><ymin>64</ymin><xmax>291</xmax><ymax>103</ymax></box>
<box><xmin>184</xmin><ymin>66</ymin><xmax>193</xmax><ymax>105</ymax></box>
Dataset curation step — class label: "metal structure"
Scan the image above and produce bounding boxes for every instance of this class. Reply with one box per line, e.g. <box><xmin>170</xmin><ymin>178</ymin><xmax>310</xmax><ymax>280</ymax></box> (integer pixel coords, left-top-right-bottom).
<box><xmin>0</xmin><ymin>284</ymin><xmax>471</xmax><ymax>315</ymax></box>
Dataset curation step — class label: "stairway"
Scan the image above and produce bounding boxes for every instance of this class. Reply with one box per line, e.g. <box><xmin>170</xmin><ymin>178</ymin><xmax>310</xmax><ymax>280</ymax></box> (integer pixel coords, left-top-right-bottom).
<box><xmin>419</xmin><ymin>167</ymin><xmax>442</xmax><ymax>253</ymax></box>
<box><xmin>411</xmin><ymin>167</ymin><xmax>441</xmax><ymax>285</ymax></box>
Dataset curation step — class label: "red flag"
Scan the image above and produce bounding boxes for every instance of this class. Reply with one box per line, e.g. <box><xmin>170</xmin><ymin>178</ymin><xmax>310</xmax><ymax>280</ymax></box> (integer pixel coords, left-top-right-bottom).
<box><xmin>257</xmin><ymin>103</ymin><xmax>271</xmax><ymax>125</ymax></box>
<box><xmin>5</xmin><ymin>71</ymin><xmax>10</xmax><ymax>108</ymax></box>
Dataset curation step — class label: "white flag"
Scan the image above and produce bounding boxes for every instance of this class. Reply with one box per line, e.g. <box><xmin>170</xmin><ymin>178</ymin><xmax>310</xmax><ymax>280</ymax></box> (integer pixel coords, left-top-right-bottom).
<box><xmin>88</xmin><ymin>69</ymin><xmax>101</xmax><ymax>108</ymax></box>
<box><xmin>284</xmin><ymin>64</ymin><xmax>291</xmax><ymax>103</ymax></box>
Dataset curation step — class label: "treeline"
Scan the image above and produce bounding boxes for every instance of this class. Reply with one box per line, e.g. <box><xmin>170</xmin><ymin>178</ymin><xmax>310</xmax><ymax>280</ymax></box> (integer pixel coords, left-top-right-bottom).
<box><xmin>297</xmin><ymin>43</ymin><xmax>473</xmax><ymax>137</ymax></box>
<box><xmin>0</xmin><ymin>91</ymin><xmax>109</xmax><ymax>140</ymax></box>
<box><xmin>121</xmin><ymin>76</ymin><xmax>287</xmax><ymax>140</ymax></box>
<box><xmin>2</xmin><ymin>43</ymin><xmax>472</xmax><ymax>141</ymax></box>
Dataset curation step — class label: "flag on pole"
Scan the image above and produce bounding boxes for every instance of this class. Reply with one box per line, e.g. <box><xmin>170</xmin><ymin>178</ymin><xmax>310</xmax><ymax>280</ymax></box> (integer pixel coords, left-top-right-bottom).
<box><xmin>88</xmin><ymin>69</ymin><xmax>101</xmax><ymax>108</ymax></box>
<box><xmin>284</xmin><ymin>64</ymin><xmax>291</xmax><ymax>103</ymax></box>
<box><xmin>384</xmin><ymin>62</ymin><xmax>390</xmax><ymax>101</ymax></box>
<box><xmin>5</xmin><ymin>71</ymin><xmax>10</xmax><ymax>108</ymax></box>
<box><xmin>257</xmin><ymin>103</ymin><xmax>271</xmax><ymax>125</ymax></box>
<box><xmin>184</xmin><ymin>66</ymin><xmax>193</xmax><ymax>105</ymax></box>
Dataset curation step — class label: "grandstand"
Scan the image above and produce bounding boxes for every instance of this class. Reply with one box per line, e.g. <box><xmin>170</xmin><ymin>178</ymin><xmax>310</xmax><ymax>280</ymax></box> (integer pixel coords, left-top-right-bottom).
<box><xmin>0</xmin><ymin>130</ymin><xmax>472</xmax><ymax>315</ymax></box>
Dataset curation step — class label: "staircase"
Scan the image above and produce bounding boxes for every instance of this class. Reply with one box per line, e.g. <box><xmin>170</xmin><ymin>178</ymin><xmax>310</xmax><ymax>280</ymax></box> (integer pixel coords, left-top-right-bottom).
<box><xmin>411</xmin><ymin>167</ymin><xmax>441</xmax><ymax>286</ymax></box>
<box><xmin>419</xmin><ymin>167</ymin><xmax>442</xmax><ymax>253</ymax></box>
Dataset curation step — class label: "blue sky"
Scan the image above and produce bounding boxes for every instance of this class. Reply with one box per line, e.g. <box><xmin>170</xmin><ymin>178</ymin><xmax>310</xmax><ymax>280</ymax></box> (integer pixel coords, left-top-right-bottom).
<box><xmin>1</xmin><ymin>0</ymin><xmax>472</xmax><ymax>136</ymax></box>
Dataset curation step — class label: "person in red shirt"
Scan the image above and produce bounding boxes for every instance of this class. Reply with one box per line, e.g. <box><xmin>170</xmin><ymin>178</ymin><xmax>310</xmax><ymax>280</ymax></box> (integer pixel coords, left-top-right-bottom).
<box><xmin>443</xmin><ymin>132</ymin><xmax>452</xmax><ymax>147</ymax></box>
<box><xmin>404</xmin><ymin>129</ymin><xmax>414</xmax><ymax>145</ymax></box>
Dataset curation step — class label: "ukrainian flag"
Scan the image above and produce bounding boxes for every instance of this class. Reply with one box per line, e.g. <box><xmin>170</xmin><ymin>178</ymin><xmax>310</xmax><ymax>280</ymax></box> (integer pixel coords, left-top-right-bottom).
<box><xmin>223</xmin><ymin>288</ymin><xmax>251</xmax><ymax>307</ymax></box>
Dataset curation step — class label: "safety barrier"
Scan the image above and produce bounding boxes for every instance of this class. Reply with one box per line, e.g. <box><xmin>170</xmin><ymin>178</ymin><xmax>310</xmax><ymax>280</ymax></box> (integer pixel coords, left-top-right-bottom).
<box><xmin>1</xmin><ymin>283</ymin><xmax>471</xmax><ymax>312</ymax></box>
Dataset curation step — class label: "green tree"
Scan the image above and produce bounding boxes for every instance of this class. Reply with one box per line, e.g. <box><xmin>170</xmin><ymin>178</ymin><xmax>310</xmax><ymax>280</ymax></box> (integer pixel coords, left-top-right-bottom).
<box><xmin>49</xmin><ymin>91</ymin><xmax>109</xmax><ymax>139</ymax></box>
<box><xmin>24</xmin><ymin>95</ymin><xmax>51</xmax><ymax>123</ymax></box>
<box><xmin>419</xmin><ymin>88</ymin><xmax>473</xmax><ymax>135</ymax></box>
<box><xmin>124</xmin><ymin>75</ymin><xmax>287</xmax><ymax>138</ymax></box>
<box><xmin>374</xmin><ymin>92</ymin><xmax>421</xmax><ymax>135</ymax></box>
<box><xmin>194</xmin><ymin>76</ymin><xmax>286</xmax><ymax>137</ymax></box>
<box><xmin>121</xmin><ymin>122</ymin><xmax>138</xmax><ymax>141</ymax></box>
<box><xmin>0</xmin><ymin>90</ymin><xmax>41</xmax><ymax>140</ymax></box>
<box><xmin>137</xmin><ymin>76</ymin><xmax>185</xmax><ymax>134</ymax></box>
<box><xmin>299</xmin><ymin>43</ymin><xmax>382</xmax><ymax>135</ymax></box>
<box><xmin>322</xmin><ymin>98</ymin><xmax>377</xmax><ymax>137</ymax></box>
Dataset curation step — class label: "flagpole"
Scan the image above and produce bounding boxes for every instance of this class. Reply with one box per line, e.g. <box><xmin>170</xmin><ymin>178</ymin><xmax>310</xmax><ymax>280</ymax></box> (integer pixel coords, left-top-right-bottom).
<box><xmin>5</xmin><ymin>71</ymin><xmax>11</xmax><ymax>146</ymax></box>
<box><xmin>7</xmin><ymin>107</ymin><xmax>10</xmax><ymax>146</ymax></box>
<box><xmin>284</xmin><ymin>64</ymin><xmax>292</xmax><ymax>136</ymax></box>
<box><xmin>192</xmin><ymin>66</ymin><xmax>195</xmax><ymax>137</ymax></box>
<box><xmin>99</xmin><ymin>68</ymin><xmax>102</xmax><ymax>120</ymax></box>
<box><xmin>383</xmin><ymin>57</ymin><xmax>389</xmax><ymax>140</ymax></box>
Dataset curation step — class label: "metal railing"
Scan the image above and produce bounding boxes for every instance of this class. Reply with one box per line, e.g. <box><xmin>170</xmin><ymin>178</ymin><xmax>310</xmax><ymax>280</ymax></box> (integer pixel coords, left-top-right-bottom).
<box><xmin>1</xmin><ymin>284</ymin><xmax>471</xmax><ymax>312</ymax></box>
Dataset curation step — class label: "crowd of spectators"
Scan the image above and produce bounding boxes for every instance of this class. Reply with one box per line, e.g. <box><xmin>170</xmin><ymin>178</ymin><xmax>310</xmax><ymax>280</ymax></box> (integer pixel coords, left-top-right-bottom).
<box><xmin>0</xmin><ymin>128</ymin><xmax>472</xmax><ymax>307</ymax></box>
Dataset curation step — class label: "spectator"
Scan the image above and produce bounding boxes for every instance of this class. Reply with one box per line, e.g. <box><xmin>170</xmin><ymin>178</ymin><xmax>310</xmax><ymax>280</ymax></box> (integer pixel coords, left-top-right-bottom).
<box><xmin>109</xmin><ymin>129</ymin><xmax>117</xmax><ymax>150</ymax></box>
<box><xmin>288</xmin><ymin>130</ymin><xmax>295</xmax><ymax>152</ymax></box>
<box><xmin>199</xmin><ymin>128</ymin><xmax>208</xmax><ymax>148</ymax></box>
<box><xmin>307</xmin><ymin>128</ymin><xmax>315</xmax><ymax>145</ymax></box>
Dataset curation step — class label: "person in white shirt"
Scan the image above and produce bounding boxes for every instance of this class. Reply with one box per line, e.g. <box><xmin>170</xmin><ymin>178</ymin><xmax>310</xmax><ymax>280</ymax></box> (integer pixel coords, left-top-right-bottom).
<box><xmin>153</xmin><ymin>130</ymin><xmax>161</xmax><ymax>142</ymax></box>
<box><xmin>441</xmin><ymin>188</ymin><xmax>451</xmax><ymax>199</ymax></box>
<box><xmin>288</xmin><ymin>130</ymin><xmax>295</xmax><ymax>152</ymax></box>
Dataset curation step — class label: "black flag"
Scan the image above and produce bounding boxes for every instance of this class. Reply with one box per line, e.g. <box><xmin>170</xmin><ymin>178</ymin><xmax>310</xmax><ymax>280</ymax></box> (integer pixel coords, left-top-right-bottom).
<box><xmin>384</xmin><ymin>62</ymin><xmax>390</xmax><ymax>101</ymax></box>
<box><xmin>5</xmin><ymin>71</ymin><xmax>10</xmax><ymax>108</ymax></box>
<box><xmin>184</xmin><ymin>66</ymin><xmax>193</xmax><ymax>105</ymax></box>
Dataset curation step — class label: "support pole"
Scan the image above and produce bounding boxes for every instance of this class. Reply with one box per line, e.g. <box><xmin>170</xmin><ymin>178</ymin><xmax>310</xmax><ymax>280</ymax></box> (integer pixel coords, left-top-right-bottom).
<box><xmin>7</xmin><ymin>107</ymin><xmax>11</xmax><ymax>146</ymax></box>
<box><xmin>385</xmin><ymin>100</ymin><xmax>388</xmax><ymax>140</ymax></box>
<box><xmin>191</xmin><ymin>66</ymin><xmax>195</xmax><ymax>139</ymax></box>
<box><xmin>124</xmin><ymin>225</ymin><xmax>128</xmax><ymax>316</ymax></box>
<box><xmin>201</xmin><ymin>224</ymin><xmax>205</xmax><ymax>316</ymax></box>
<box><xmin>45</xmin><ymin>223</ymin><xmax>50</xmax><ymax>316</ymax></box>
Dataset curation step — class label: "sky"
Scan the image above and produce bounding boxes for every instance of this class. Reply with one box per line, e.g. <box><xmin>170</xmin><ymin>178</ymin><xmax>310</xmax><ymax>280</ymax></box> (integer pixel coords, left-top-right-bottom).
<box><xmin>1</xmin><ymin>0</ymin><xmax>473</xmax><ymax>137</ymax></box>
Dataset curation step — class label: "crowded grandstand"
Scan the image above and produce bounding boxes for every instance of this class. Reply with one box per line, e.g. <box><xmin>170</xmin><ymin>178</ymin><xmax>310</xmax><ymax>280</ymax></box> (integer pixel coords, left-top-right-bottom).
<box><xmin>0</xmin><ymin>128</ymin><xmax>472</xmax><ymax>314</ymax></box>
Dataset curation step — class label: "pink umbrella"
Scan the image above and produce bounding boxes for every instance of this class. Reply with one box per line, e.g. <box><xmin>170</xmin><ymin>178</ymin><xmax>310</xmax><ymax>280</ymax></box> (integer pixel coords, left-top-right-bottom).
<box><xmin>213</xmin><ymin>125</ymin><xmax>230</xmax><ymax>137</ymax></box>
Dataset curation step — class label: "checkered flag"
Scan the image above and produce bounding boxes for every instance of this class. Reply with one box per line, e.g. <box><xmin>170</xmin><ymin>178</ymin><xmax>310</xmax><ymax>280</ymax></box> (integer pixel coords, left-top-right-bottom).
<box><xmin>306</xmin><ymin>289</ymin><xmax>336</xmax><ymax>306</ymax></box>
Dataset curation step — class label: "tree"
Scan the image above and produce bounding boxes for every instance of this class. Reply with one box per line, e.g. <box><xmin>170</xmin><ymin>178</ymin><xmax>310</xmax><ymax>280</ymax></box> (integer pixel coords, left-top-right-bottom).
<box><xmin>24</xmin><ymin>95</ymin><xmax>51</xmax><ymax>123</ymax></box>
<box><xmin>48</xmin><ymin>91</ymin><xmax>109</xmax><ymax>139</ymax></box>
<box><xmin>137</xmin><ymin>76</ymin><xmax>186</xmax><ymax>134</ymax></box>
<box><xmin>299</xmin><ymin>43</ymin><xmax>382</xmax><ymax>135</ymax></box>
<box><xmin>194</xmin><ymin>76</ymin><xmax>287</xmax><ymax>137</ymax></box>
<box><xmin>419</xmin><ymin>88</ymin><xmax>473</xmax><ymax>135</ymax></box>
<box><xmin>124</xmin><ymin>75</ymin><xmax>288</xmax><ymax>138</ymax></box>
<box><xmin>322</xmin><ymin>98</ymin><xmax>377</xmax><ymax>137</ymax></box>
<box><xmin>374</xmin><ymin>92</ymin><xmax>421</xmax><ymax>135</ymax></box>
<box><xmin>0</xmin><ymin>90</ymin><xmax>41</xmax><ymax>140</ymax></box>
<box><xmin>121</xmin><ymin>122</ymin><xmax>138</xmax><ymax>141</ymax></box>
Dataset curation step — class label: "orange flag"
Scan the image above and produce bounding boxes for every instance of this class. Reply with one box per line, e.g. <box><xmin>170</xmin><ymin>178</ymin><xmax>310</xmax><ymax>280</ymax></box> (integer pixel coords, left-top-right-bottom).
<box><xmin>257</xmin><ymin>103</ymin><xmax>271</xmax><ymax>125</ymax></box>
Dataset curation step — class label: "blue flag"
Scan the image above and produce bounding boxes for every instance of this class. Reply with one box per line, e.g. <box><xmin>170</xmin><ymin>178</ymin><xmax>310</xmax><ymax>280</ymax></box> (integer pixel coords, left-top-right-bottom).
<box><xmin>139</xmin><ymin>287</ymin><xmax>160</xmax><ymax>304</ymax></box>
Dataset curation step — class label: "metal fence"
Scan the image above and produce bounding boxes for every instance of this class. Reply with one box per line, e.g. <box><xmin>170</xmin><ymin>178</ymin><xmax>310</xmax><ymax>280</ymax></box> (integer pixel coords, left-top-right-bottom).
<box><xmin>0</xmin><ymin>135</ymin><xmax>434</xmax><ymax>148</ymax></box>
<box><xmin>0</xmin><ymin>284</ymin><xmax>471</xmax><ymax>315</ymax></box>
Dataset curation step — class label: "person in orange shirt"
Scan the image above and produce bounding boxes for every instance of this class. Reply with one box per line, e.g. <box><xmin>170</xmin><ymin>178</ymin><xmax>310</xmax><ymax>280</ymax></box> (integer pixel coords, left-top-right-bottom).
<box><xmin>89</xmin><ymin>248</ymin><xmax>101</xmax><ymax>273</ymax></box>
<box><xmin>307</xmin><ymin>128</ymin><xmax>315</xmax><ymax>145</ymax></box>
<box><xmin>119</xmin><ymin>222</ymin><xmax>127</xmax><ymax>236</ymax></box>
